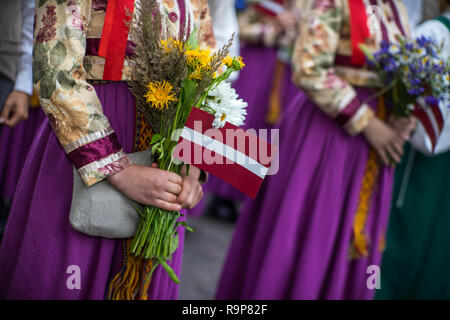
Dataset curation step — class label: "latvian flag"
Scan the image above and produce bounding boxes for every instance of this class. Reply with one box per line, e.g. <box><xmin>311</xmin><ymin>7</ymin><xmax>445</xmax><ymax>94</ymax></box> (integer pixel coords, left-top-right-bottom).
<box><xmin>173</xmin><ymin>107</ymin><xmax>277</xmax><ymax>199</ymax></box>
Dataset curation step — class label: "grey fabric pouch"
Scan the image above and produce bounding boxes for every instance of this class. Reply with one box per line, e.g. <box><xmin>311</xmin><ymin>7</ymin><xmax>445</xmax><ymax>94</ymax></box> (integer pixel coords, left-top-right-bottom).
<box><xmin>69</xmin><ymin>150</ymin><xmax>152</xmax><ymax>239</ymax></box>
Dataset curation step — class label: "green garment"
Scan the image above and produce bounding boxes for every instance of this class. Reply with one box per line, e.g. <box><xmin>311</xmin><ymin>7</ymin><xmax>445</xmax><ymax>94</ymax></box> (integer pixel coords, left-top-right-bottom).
<box><xmin>376</xmin><ymin>145</ymin><xmax>450</xmax><ymax>299</ymax></box>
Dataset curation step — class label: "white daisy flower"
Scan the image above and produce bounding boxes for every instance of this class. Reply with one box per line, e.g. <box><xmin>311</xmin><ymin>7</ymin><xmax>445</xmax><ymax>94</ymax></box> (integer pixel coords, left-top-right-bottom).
<box><xmin>206</xmin><ymin>82</ymin><xmax>247</xmax><ymax>129</ymax></box>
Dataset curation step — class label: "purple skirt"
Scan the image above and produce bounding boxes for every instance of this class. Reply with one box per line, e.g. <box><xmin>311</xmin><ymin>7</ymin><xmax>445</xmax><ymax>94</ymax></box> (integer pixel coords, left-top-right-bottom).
<box><xmin>0</xmin><ymin>107</ymin><xmax>46</xmax><ymax>199</ymax></box>
<box><xmin>198</xmin><ymin>45</ymin><xmax>300</xmax><ymax>209</ymax></box>
<box><xmin>216</xmin><ymin>88</ymin><xmax>395</xmax><ymax>300</ymax></box>
<box><xmin>0</xmin><ymin>82</ymin><xmax>184</xmax><ymax>299</ymax></box>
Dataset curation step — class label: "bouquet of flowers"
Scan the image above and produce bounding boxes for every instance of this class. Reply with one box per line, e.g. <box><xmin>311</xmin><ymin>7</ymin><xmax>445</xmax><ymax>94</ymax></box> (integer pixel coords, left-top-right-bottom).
<box><xmin>126</xmin><ymin>0</ymin><xmax>246</xmax><ymax>284</ymax></box>
<box><xmin>360</xmin><ymin>36</ymin><xmax>450</xmax><ymax>117</ymax></box>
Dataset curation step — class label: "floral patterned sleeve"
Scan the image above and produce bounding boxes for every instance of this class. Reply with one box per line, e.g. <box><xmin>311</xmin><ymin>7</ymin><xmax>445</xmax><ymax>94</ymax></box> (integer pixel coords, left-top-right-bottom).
<box><xmin>237</xmin><ymin>7</ymin><xmax>280</xmax><ymax>47</ymax></box>
<box><xmin>291</xmin><ymin>0</ymin><xmax>374</xmax><ymax>135</ymax></box>
<box><xmin>33</xmin><ymin>0</ymin><xmax>131</xmax><ymax>187</ymax></box>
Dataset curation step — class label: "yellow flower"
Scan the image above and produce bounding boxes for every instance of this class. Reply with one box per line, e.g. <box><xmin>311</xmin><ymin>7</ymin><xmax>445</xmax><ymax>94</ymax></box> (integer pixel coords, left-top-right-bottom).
<box><xmin>185</xmin><ymin>48</ymin><xmax>211</xmax><ymax>71</ymax></box>
<box><xmin>189</xmin><ymin>69</ymin><xmax>204</xmax><ymax>81</ymax></box>
<box><xmin>144</xmin><ymin>80</ymin><xmax>178</xmax><ymax>110</ymax></box>
<box><xmin>222</xmin><ymin>55</ymin><xmax>233</xmax><ymax>67</ymax></box>
<box><xmin>222</xmin><ymin>55</ymin><xmax>245</xmax><ymax>70</ymax></box>
<box><xmin>234</xmin><ymin>56</ymin><xmax>245</xmax><ymax>70</ymax></box>
<box><xmin>160</xmin><ymin>38</ymin><xmax>183</xmax><ymax>52</ymax></box>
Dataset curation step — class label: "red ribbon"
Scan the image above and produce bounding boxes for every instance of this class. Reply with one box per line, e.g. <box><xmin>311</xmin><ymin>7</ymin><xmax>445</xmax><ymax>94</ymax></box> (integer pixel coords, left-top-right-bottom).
<box><xmin>348</xmin><ymin>0</ymin><xmax>370</xmax><ymax>66</ymax></box>
<box><xmin>99</xmin><ymin>0</ymin><xmax>135</xmax><ymax>81</ymax></box>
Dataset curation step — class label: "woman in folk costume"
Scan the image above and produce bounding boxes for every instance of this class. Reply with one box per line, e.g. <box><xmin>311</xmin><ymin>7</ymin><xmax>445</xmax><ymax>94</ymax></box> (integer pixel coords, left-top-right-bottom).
<box><xmin>203</xmin><ymin>0</ymin><xmax>301</xmax><ymax>220</ymax></box>
<box><xmin>377</xmin><ymin>0</ymin><xmax>450</xmax><ymax>300</ymax></box>
<box><xmin>216</xmin><ymin>0</ymin><xmax>415</xmax><ymax>300</ymax></box>
<box><xmin>0</xmin><ymin>0</ymin><xmax>215</xmax><ymax>300</ymax></box>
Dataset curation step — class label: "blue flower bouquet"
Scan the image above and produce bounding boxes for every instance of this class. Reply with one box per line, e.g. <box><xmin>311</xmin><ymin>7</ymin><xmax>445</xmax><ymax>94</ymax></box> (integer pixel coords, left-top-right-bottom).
<box><xmin>360</xmin><ymin>36</ymin><xmax>449</xmax><ymax>117</ymax></box>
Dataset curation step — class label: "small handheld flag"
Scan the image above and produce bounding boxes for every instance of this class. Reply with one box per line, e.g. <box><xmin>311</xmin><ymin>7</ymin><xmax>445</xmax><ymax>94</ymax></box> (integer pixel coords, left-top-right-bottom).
<box><xmin>173</xmin><ymin>107</ymin><xmax>277</xmax><ymax>199</ymax></box>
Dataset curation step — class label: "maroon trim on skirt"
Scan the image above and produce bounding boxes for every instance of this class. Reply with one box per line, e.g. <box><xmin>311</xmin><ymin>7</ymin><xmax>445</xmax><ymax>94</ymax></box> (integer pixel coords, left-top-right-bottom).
<box><xmin>335</xmin><ymin>96</ymin><xmax>362</xmax><ymax>126</ymax></box>
<box><xmin>67</xmin><ymin>132</ymin><xmax>123</xmax><ymax>169</ymax></box>
<box><xmin>86</xmin><ymin>38</ymin><xmax>136</xmax><ymax>58</ymax></box>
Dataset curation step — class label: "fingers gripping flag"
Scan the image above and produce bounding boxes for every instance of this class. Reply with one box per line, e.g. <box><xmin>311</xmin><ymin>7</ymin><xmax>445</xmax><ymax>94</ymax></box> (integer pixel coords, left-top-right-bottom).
<box><xmin>173</xmin><ymin>108</ymin><xmax>277</xmax><ymax>199</ymax></box>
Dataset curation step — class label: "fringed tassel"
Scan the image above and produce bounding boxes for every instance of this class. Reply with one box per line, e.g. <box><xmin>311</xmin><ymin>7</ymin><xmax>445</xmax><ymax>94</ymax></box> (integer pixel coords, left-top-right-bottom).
<box><xmin>350</xmin><ymin>147</ymin><xmax>379</xmax><ymax>258</ymax></box>
<box><xmin>107</xmin><ymin>239</ymin><xmax>154</xmax><ymax>300</ymax></box>
<box><xmin>265</xmin><ymin>59</ymin><xmax>286</xmax><ymax>125</ymax></box>
<box><xmin>349</xmin><ymin>96</ymin><xmax>387</xmax><ymax>259</ymax></box>
<box><xmin>138</xmin><ymin>259</ymin><xmax>155</xmax><ymax>300</ymax></box>
<box><xmin>110</xmin><ymin>106</ymin><xmax>155</xmax><ymax>300</ymax></box>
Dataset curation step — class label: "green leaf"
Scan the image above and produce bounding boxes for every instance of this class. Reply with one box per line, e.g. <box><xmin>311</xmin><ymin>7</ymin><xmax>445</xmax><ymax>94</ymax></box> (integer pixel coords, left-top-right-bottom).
<box><xmin>151</xmin><ymin>134</ymin><xmax>162</xmax><ymax>145</ymax></box>
<box><xmin>158</xmin><ymin>257</ymin><xmax>179</xmax><ymax>284</ymax></box>
<box><xmin>144</xmin><ymin>261</ymin><xmax>160</xmax><ymax>285</ymax></box>
<box><xmin>50</xmin><ymin>41</ymin><xmax>67</xmax><ymax>68</ymax></box>
<box><xmin>181</xmin><ymin>79</ymin><xmax>198</xmax><ymax>106</ymax></box>
<box><xmin>170</xmin><ymin>233</ymin><xmax>179</xmax><ymax>255</ymax></box>
<box><xmin>56</xmin><ymin>0</ymin><xmax>66</xmax><ymax>4</ymax></box>
<box><xmin>181</xmin><ymin>79</ymin><xmax>197</xmax><ymax>93</ymax></box>
<box><xmin>151</xmin><ymin>144</ymin><xmax>159</xmax><ymax>155</ymax></box>
<box><xmin>175</xmin><ymin>221</ymin><xmax>195</xmax><ymax>233</ymax></box>
<box><xmin>186</xmin><ymin>27</ymin><xmax>199</xmax><ymax>48</ymax></box>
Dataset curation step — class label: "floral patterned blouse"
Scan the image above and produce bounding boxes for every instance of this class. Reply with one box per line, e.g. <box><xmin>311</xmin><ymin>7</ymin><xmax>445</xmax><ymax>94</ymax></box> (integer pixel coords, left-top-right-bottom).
<box><xmin>238</xmin><ymin>0</ymin><xmax>301</xmax><ymax>48</ymax></box>
<box><xmin>292</xmin><ymin>0</ymin><xmax>410</xmax><ymax>135</ymax></box>
<box><xmin>33</xmin><ymin>0</ymin><xmax>215</xmax><ymax>187</ymax></box>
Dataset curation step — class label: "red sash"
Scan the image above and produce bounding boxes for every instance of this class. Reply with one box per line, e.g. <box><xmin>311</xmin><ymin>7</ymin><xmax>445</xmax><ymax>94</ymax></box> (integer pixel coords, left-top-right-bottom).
<box><xmin>99</xmin><ymin>0</ymin><xmax>136</xmax><ymax>81</ymax></box>
<box><xmin>348</xmin><ymin>0</ymin><xmax>370</xmax><ymax>66</ymax></box>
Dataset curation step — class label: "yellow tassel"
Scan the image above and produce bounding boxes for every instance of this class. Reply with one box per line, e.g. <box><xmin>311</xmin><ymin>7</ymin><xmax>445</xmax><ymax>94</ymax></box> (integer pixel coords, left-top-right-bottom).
<box><xmin>378</xmin><ymin>232</ymin><xmax>386</xmax><ymax>252</ymax></box>
<box><xmin>350</xmin><ymin>97</ymin><xmax>386</xmax><ymax>259</ymax></box>
<box><xmin>139</xmin><ymin>260</ymin><xmax>154</xmax><ymax>300</ymax></box>
<box><xmin>354</xmin><ymin>232</ymin><xmax>369</xmax><ymax>256</ymax></box>
<box><xmin>265</xmin><ymin>59</ymin><xmax>286</xmax><ymax>125</ymax></box>
<box><xmin>108</xmin><ymin>110</ymin><xmax>158</xmax><ymax>300</ymax></box>
<box><xmin>107</xmin><ymin>235</ymin><xmax>155</xmax><ymax>300</ymax></box>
